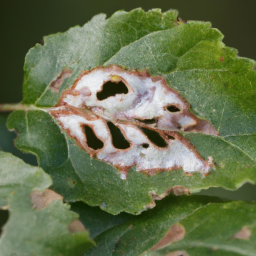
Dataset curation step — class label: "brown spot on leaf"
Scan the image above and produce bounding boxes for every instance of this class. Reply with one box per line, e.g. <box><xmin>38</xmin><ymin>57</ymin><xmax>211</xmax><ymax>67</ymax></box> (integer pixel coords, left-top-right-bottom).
<box><xmin>151</xmin><ymin>224</ymin><xmax>185</xmax><ymax>250</ymax></box>
<box><xmin>203</xmin><ymin>172</ymin><xmax>212</xmax><ymax>177</ymax></box>
<box><xmin>165</xmin><ymin>251</ymin><xmax>189</xmax><ymax>256</ymax></box>
<box><xmin>50</xmin><ymin>68</ymin><xmax>72</xmax><ymax>93</ymax></box>
<box><xmin>232</xmin><ymin>226</ymin><xmax>251</xmax><ymax>240</ymax></box>
<box><xmin>171</xmin><ymin>186</ymin><xmax>190</xmax><ymax>196</ymax></box>
<box><xmin>30</xmin><ymin>189</ymin><xmax>63</xmax><ymax>210</ymax></box>
<box><xmin>68</xmin><ymin>219</ymin><xmax>86</xmax><ymax>233</ymax></box>
<box><xmin>149</xmin><ymin>186</ymin><xmax>189</xmax><ymax>203</ymax></box>
<box><xmin>177</xmin><ymin>17</ymin><xmax>186</xmax><ymax>24</ymax></box>
<box><xmin>144</xmin><ymin>200</ymin><xmax>156</xmax><ymax>210</ymax></box>
<box><xmin>1</xmin><ymin>205</ymin><xmax>9</xmax><ymax>210</ymax></box>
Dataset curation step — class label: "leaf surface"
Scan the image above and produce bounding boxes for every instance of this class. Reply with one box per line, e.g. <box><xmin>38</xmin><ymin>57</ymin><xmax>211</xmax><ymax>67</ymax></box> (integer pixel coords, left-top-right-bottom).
<box><xmin>72</xmin><ymin>197</ymin><xmax>256</xmax><ymax>256</ymax></box>
<box><xmin>7</xmin><ymin>9</ymin><xmax>256</xmax><ymax>214</ymax></box>
<box><xmin>0</xmin><ymin>152</ymin><xmax>94</xmax><ymax>256</ymax></box>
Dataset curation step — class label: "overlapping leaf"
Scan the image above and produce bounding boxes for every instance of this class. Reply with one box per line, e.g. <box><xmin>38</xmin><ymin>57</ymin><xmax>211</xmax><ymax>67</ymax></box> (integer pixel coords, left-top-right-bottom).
<box><xmin>0</xmin><ymin>152</ymin><xmax>94</xmax><ymax>255</ymax></box>
<box><xmin>7</xmin><ymin>8</ymin><xmax>256</xmax><ymax>214</ymax></box>
<box><xmin>71</xmin><ymin>196</ymin><xmax>256</xmax><ymax>256</ymax></box>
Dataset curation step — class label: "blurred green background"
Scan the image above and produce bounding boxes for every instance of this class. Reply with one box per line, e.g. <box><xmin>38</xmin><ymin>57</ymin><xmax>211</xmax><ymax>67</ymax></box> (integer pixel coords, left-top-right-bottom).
<box><xmin>0</xmin><ymin>0</ymin><xmax>256</xmax><ymax>230</ymax></box>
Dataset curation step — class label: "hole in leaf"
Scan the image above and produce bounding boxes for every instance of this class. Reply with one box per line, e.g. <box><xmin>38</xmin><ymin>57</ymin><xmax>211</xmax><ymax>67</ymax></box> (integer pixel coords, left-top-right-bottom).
<box><xmin>136</xmin><ymin>118</ymin><xmax>156</xmax><ymax>124</ymax></box>
<box><xmin>142</xmin><ymin>143</ymin><xmax>149</xmax><ymax>148</ymax></box>
<box><xmin>167</xmin><ymin>135</ymin><xmax>175</xmax><ymax>140</ymax></box>
<box><xmin>97</xmin><ymin>80</ymin><xmax>128</xmax><ymax>100</ymax></box>
<box><xmin>0</xmin><ymin>210</ymin><xmax>9</xmax><ymax>237</ymax></box>
<box><xmin>139</xmin><ymin>127</ymin><xmax>167</xmax><ymax>148</ymax></box>
<box><xmin>84</xmin><ymin>125</ymin><xmax>104</xmax><ymax>150</ymax></box>
<box><xmin>166</xmin><ymin>105</ymin><xmax>181</xmax><ymax>113</ymax></box>
<box><xmin>107</xmin><ymin>122</ymin><xmax>130</xmax><ymax>149</ymax></box>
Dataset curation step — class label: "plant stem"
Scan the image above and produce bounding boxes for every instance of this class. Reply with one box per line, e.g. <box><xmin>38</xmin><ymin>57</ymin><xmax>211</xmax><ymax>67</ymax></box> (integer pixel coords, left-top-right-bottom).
<box><xmin>0</xmin><ymin>103</ymin><xmax>34</xmax><ymax>112</ymax></box>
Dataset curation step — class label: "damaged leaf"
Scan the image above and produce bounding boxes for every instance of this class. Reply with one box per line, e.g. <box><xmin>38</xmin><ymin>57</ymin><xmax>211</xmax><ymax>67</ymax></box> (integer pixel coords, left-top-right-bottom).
<box><xmin>50</xmin><ymin>65</ymin><xmax>216</xmax><ymax>178</ymax></box>
<box><xmin>144</xmin><ymin>201</ymin><xmax>256</xmax><ymax>256</ymax></box>
<box><xmin>150</xmin><ymin>224</ymin><xmax>185</xmax><ymax>250</ymax></box>
<box><xmin>7</xmin><ymin>8</ymin><xmax>256</xmax><ymax>214</ymax></box>
<box><xmin>71</xmin><ymin>197</ymin><xmax>256</xmax><ymax>256</ymax></box>
<box><xmin>0</xmin><ymin>152</ymin><xmax>94</xmax><ymax>256</ymax></box>
<box><xmin>72</xmin><ymin>195</ymin><xmax>219</xmax><ymax>256</ymax></box>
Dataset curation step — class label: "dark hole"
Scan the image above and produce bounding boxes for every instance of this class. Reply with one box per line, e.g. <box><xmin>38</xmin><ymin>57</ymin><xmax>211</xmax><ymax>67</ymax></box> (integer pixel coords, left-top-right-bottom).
<box><xmin>84</xmin><ymin>125</ymin><xmax>104</xmax><ymax>150</ymax></box>
<box><xmin>167</xmin><ymin>135</ymin><xmax>175</xmax><ymax>140</ymax></box>
<box><xmin>97</xmin><ymin>80</ymin><xmax>128</xmax><ymax>100</ymax></box>
<box><xmin>0</xmin><ymin>210</ymin><xmax>9</xmax><ymax>236</ymax></box>
<box><xmin>107</xmin><ymin>122</ymin><xmax>130</xmax><ymax>149</ymax></box>
<box><xmin>142</xmin><ymin>143</ymin><xmax>149</xmax><ymax>148</ymax></box>
<box><xmin>136</xmin><ymin>118</ymin><xmax>156</xmax><ymax>124</ymax></box>
<box><xmin>167</xmin><ymin>105</ymin><xmax>181</xmax><ymax>113</ymax></box>
<box><xmin>139</xmin><ymin>127</ymin><xmax>167</xmax><ymax>148</ymax></box>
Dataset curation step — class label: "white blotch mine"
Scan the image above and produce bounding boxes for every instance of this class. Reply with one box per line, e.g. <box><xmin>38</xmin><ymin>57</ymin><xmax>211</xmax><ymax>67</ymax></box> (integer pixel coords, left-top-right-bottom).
<box><xmin>61</xmin><ymin>66</ymin><xmax>208</xmax><ymax>132</ymax></box>
<box><xmin>53</xmin><ymin>113</ymin><xmax>212</xmax><ymax>174</ymax></box>
<box><xmin>51</xmin><ymin>65</ymin><xmax>217</xmax><ymax>178</ymax></box>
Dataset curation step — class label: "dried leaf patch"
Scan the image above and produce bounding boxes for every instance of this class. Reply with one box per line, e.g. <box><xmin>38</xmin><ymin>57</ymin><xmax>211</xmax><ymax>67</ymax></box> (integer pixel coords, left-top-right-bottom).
<box><xmin>232</xmin><ymin>226</ymin><xmax>251</xmax><ymax>240</ymax></box>
<box><xmin>68</xmin><ymin>219</ymin><xmax>86</xmax><ymax>233</ymax></box>
<box><xmin>1</xmin><ymin>205</ymin><xmax>9</xmax><ymax>210</ymax></box>
<box><xmin>165</xmin><ymin>251</ymin><xmax>189</xmax><ymax>256</ymax></box>
<box><xmin>30</xmin><ymin>189</ymin><xmax>63</xmax><ymax>210</ymax></box>
<box><xmin>151</xmin><ymin>224</ymin><xmax>185</xmax><ymax>250</ymax></box>
<box><xmin>50</xmin><ymin>68</ymin><xmax>72</xmax><ymax>93</ymax></box>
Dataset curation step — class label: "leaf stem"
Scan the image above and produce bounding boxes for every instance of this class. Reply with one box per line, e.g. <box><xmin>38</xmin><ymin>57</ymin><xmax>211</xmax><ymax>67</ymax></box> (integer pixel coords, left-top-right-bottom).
<box><xmin>0</xmin><ymin>103</ymin><xmax>35</xmax><ymax>112</ymax></box>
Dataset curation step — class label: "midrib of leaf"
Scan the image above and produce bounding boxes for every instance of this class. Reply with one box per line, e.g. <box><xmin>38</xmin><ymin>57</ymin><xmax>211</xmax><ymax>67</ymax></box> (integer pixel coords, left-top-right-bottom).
<box><xmin>223</xmin><ymin>134</ymin><xmax>256</xmax><ymax>137</ymax></box>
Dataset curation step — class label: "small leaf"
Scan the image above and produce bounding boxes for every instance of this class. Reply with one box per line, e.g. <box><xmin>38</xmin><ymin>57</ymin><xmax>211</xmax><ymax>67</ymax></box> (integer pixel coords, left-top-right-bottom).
<box><xmin>0</xmin><ymin>152</ymin><xmax>95</xmax><ymax>256</ymax></box>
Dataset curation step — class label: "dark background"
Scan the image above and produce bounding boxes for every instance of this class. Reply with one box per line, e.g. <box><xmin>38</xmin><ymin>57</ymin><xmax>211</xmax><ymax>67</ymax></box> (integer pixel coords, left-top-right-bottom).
<box><xmin>1</xmin><ymin>0</ymin><xmax>256</xmax><ymax>229</ymax></box>
<box><xmin>1</xmin><ymin>0</ymin><xmax>256</xmax><ymax>103</ymax></box>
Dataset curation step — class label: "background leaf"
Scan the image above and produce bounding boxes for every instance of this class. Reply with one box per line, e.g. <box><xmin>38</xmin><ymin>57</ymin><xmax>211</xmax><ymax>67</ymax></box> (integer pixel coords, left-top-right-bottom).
<box><xmin>71</xmin><ymin>196</ymin><xmax>256</xmax><ymax>256</ymax></box>
<box><xmin>0</xmin><ymin>113</ymin><xmax>37</xmax><ymax>165</ymax></box>
<box><xmin>7</xmin><ymin>9</ymin><xmax>256</xmax><ymax>214</ymax></box>
<box><xmin>144</xmin><ymin>201</ymin><xmax>256</xmax><ymax>256</ymax></box>
<box><xmin>0</xmin><ymin>152</ymin><xmax>94</xmax><ymax>256</ymax></box>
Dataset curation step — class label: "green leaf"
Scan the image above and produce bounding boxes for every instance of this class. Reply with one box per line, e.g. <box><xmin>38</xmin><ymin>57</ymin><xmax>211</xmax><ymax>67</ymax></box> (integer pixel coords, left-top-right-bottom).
<box><xmin>23</xmin><ymin>8</ymin><xmax>178</xmax><ymax>106</ymax></box>
<box><xmin>0</xmin><ymin>113</ymin><xmax>37</xmax><ymax>165</ymax></box>
<box><xmin>72</xmin><ymin>197</ymin><xmax>256</xmax><ymax>256</ymax></box>
<box><xmin>0</xmin><ymin>152</ymin><xmax>95</xmax><ymax>255</ymax></box>
<box><xmin>147</xmin><ymin>201</ymin><xmax>256</xmax><ymax>256</ymax></box>
<box><xmin>7</xmin><ymin>8</ymin><xmax>256</xmax><ymax>214</ymax></box>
